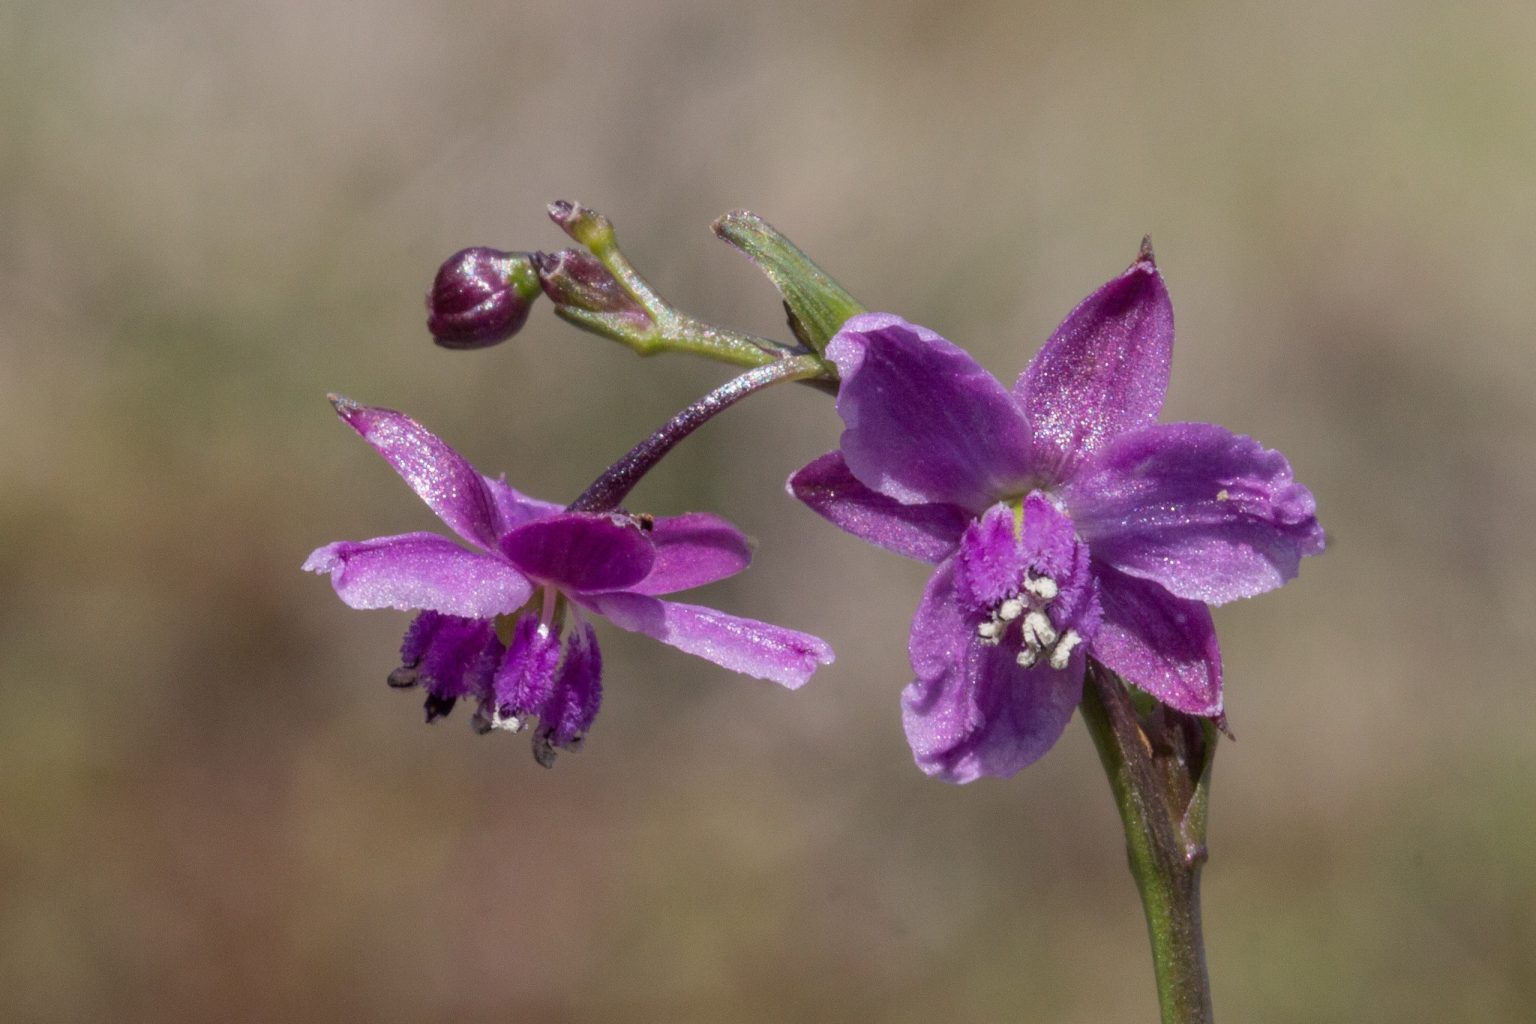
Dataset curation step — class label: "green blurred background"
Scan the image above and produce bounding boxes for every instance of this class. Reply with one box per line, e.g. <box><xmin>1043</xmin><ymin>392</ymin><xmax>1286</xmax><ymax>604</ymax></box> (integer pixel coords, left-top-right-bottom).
<box><xmin>3</xmin><ymin>0</ymin><xmax>1532</xmax><ymax>1020</ymax></box>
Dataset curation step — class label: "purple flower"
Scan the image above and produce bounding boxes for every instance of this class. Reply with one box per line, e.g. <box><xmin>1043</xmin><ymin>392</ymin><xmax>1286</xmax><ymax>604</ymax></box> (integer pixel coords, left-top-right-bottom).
<box><xmin>305</xmin><ymin>397</ymin><xmax>833</xmax><ymax>765</ymax></box>
<box><xmin>790</xmin><ymin>244</ymin><xmax>1324</xmax><ymax>783</ymax></box>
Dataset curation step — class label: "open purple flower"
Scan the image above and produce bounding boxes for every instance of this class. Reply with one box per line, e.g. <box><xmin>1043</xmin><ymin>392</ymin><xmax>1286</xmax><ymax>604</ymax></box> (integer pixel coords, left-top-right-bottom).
<box><xmin>305</xmin><ymin>398</ymin><xmax>833</xmax><ymax>765</ymax></box>
<box><xmin>790</xmin><ymin>244</ymin><xmax>1323</xmax><ymax>783</ymax></box>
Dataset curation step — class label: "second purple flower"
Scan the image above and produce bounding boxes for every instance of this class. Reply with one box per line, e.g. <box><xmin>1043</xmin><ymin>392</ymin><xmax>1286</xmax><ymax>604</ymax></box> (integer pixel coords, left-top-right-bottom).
<box><xmin>306</xmin><ymin>398</ymin><xmax>833</xmax><ymax>765</ymax></box>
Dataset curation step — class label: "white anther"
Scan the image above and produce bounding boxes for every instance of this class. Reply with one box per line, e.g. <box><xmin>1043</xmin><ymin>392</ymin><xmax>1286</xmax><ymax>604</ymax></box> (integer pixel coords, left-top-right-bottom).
<box><xmin>1216</xmin><ymin>489</ymin><xmax>1230</xmax><ymax>502</ymax></box>
<box><xmin>998</xmin><ymin>596</ymin><xmax>1026</xmax><ymax>622</ymax></box>
<box><xmin>1048</xmin><ymin>630</ymin><xmax>1083</xmax><ymax>670</ymax></box>
<box><xmin>1016</xmin><ymin>647</ymin><xmax>1038</xmax><ymax>668</ymax></box>
<box><xmin>1024</xmin><ymin>575</ymin><xmax>1058</xmax><ymax>601</ymax></box>
<box><xmin>977</xmin><ymin>618</ymin><xmax>1004</xmax><ymax>643</ymax></box>
<box><xmin>491</xmin><ymin>709</ymin><xmax>526</xmax><ymax>733</ymax></box>
<box><xmin>1022</xmin><ymin>610</ymin><xmax>1057</xmax><ymax>649</ymax></box>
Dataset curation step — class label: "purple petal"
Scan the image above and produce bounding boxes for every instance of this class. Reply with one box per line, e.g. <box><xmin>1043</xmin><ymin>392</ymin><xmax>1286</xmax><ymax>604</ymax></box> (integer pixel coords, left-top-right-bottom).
<box><xmin>790</xmin><ymin>451</ymin><xmax>971</xmax><ymax>564</ymax></box>
<box><xmin>629</xmin><ymin>512</ymin><xmax>753</xmax><ymax>596</ymax></box>
<box><xmin>484</xmin><ymin>475</ymin><xmax>563</xmax><ymax>531</ymax></box>
<box><xmin>537</xmin><ymin>620</ymin><xmax>604</xmax><ymax>753</ymax></box>
<box><xmin>493</xmin><ymin>612</ymin><xmax>563</xmax><ymax>718</ymax></box>
<box><xmin>303</xmin><ymin>533</ymin><xmax>532</xmax><ymax>617</ymax></box>
<box><xmin>954</xmin><ymin>504</ymin><xmax>1026</xmax><ymax>609</ymax></box>
<box><xmin>1090</xmin><ymin>566</ymin><xmax>1223</xmax><ymax>717</ymax></box>
<box><xmin>826</xmin><ymin>313</ymin><xmax>1033</xmax><ymax>511</ymax></box>
<box><xmin>399</xmin><ymin>611</ymin><xmax>446</xmax><ymax>668</ymax></box>
<box><xmin>1019</xmin><ymin>492</ymin><xmax>1081</xmax><ymax>583</ymax></box>
<box><xmin>386</xmin><ymin>613</ymin><xmax>504</xmax><ymax>720</ymax></box>
<box><xmin>500</xmin><ymin>513</ymin><xmax>656</xmax><ymax>594</ymax></box>
<box><xmin>419</xmin><ymin>616</ymin><xmax>502</xmax><ymax>701</ymax></box>
<box><xmin>1064</xmin><ymin>422</ymin><xmax>1326</xmax><ymax>604</ymax></box>
<box><xmin>903</xmin><ymin>559</ymin><xmax>1083</xmax><ymax>783</ymax></box>
<box><xmin>1014</xmin><ymin>247</ymin><xmax>1173</xmax><ymax>476</ymax></box>
<box><xmin>903</xmin><ymin>560</ymin><xmax>979</xmax><ymax>748</ymax></box>
<box><xmin>583</xmin><ymin>592</ymin><xmax>833</xmax><ymax>689</ymax></box>
<box><xmin>331</xmin><ymin>398</ymin><xmax>505</xmax><ymax>551</ymax></box>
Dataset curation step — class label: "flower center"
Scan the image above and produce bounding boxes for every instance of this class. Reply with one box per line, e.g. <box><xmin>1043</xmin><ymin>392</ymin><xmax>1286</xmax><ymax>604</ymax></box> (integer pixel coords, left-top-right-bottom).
<box><xmin>974</xmin><ymin>570</ymin><xmax>1084</xmax><ymax>670</ymax></box>
<box><xmin>955</xmin><ymin>492</ymin><xmax>1100</xmax><ymax>674</ymax></box>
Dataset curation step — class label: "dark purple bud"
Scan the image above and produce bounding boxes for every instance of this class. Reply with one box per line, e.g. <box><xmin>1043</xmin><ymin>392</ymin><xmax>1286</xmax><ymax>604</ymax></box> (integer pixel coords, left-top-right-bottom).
<box><xmin>533</xmin><ymin>249</ymin><xmax>648</xmax><ymax>325</ymax></box>
<box><xmin>426</xmin><ymin>247</ymin><xmax>541</xmax><ymax>350</ymax></box>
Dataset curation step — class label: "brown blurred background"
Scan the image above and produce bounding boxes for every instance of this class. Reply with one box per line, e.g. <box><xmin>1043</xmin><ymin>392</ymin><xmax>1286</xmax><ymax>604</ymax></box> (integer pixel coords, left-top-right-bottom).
<box><xmin>3</xmin><ymin>0</ymin><xmax>1533</xmax><ymax>1020</ymax></box>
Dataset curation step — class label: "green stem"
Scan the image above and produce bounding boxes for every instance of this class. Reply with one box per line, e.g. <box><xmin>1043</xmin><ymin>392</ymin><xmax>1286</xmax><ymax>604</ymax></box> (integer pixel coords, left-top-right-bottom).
<box><xmin>552</xmin><ymin>201</ymin><xmax>804</xmax><ymax>369</ymax></box>
<box><xmin>552</xmin><ymin>306</ymin><xmax>784</xmax><ymax>368</ymax></box>
<box><xmin>1079</xmin><ymin>662</ymin><xmax>1216</xmax><ymax>1024</ymax></box>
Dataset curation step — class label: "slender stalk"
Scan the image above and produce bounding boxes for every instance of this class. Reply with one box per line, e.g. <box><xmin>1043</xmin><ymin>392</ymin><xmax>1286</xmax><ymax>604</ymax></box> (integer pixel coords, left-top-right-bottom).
<box><xmin>549</xmin><ymin>200</ymin><xmax>795</xmax><ymax>367</ymax></box>
<box><xmin>553</xmin><ymin>305</ymin><xmax>785</xmax><ymax>368</ymax></box>
<box><xmin>1079</xmin><ymin>662</ymin><xmax>1216</xmax><ymax>1024</ymax></box>
<box><xmin>568</xmin><ymin>355</ymin><xmax>831</xmax><ymax>513</ymax></box>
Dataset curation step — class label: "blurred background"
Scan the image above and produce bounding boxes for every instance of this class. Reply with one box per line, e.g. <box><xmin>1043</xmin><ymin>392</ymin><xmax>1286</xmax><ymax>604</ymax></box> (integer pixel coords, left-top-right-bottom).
<box><xmin>3</xmin><ymin>0</ymin><xmax>1533</xmax><ymax>1020</ymax></box>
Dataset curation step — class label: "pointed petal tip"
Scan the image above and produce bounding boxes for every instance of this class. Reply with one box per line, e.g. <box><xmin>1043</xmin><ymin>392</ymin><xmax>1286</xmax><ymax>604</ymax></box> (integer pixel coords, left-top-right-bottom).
<box><xmin>327</xmin><ymin>393</ymin><xmax>362</xmax><ymax>421</ymax></box>
<box><xmin>300</xmin><ymin>545</ymin><xmax>337</xmax><ymax>574</ymax></box>
<box><xmin>1137</xmin><ymin>235</ymin><xmax>1156</xmax><ymax>267</ymax></box>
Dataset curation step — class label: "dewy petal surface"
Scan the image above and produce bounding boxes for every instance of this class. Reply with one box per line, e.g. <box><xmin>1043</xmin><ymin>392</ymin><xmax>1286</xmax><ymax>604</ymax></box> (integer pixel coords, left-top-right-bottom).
<box><xmin>903</xmin><ymin>560</ymin><xmax>1084</xmax><ymax>783</ymax></box>
<box><xmin>332</xmin><ymin>398</ymin><xmax>505</xmax><ymax>551</ymax></box>
<box><xmin>303</xmin><ymin>533</ymin><xmax>532</xmax><ymax>617</ymax></box>
<box><xmin>1064</xmin><ymin>422</ymin><xmax>1326</xmax><ymax>604</ymax></box>
<box><xmin>484</xmin><ymin>475</ymin><xmax>563</xmax><ymax>531</ymax></box>
<box><xmin>789</xmin><ymin>451</ymin><xmax>971</xmax><ymax>564</ymax></box>
<box><xmin>500</xmin><ymin>513</ymin><xmax>656</xmax><ymax>593</ymax></box>
<box><xmin>827</xmin><ymin>313</ymin><xmax>1033</xmax><ymax>511</ymax></box>
<box><xmin>629</xmin><ymin>512</ymin><xmax>754</xmax><ymax>596</ymax></box>
<box><xmin>1091</xmin><ymin>566</ymin><xmax>1223</xmax><ymax>717</ymax></box>
<box><xmin>1014</xmin><ymin>250</ymin><xmax>1173</xmax><ymax>476</ymax></box>
<box><xmin>902</xmin><ymin>560</ymin><xmax>979</xmax><ymax>757</ymax></box>
<box><xmin>583</xmin><ymin>592</ymin><xmax>833</xmax><ymax>689</ymax></box>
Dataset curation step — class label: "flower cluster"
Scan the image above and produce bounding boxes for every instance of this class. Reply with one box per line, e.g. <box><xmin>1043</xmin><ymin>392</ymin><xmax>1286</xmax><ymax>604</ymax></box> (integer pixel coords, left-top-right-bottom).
<box><xmin>310</xmin><ymin>204</ymin><xmax>1321</xmax><ymax>780</ymax></box>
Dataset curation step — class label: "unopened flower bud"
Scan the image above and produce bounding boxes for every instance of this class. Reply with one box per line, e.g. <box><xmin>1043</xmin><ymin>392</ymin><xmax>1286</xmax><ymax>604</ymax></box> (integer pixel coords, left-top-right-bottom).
<box><xmin>426</xmin><ymin>247</ymin><xmax>541</xmax><ymax>349</ymax></box>
<box><xmin>534</xmin><ymin>249</ymin><xmax>649</xmax><ymax>329</ymax></box>
<box><xmin>547</xmin><ymin>200</ymin><xmax>614</xmax><ymax>249</ymax></box>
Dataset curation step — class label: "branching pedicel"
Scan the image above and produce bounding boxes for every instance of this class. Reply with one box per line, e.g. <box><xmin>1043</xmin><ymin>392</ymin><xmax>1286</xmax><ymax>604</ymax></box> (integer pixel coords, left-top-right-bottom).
<box><xmin>307</xmin><ymin>201</ymin><xmax>1323</xmax><ymax>1023</ymax></box>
